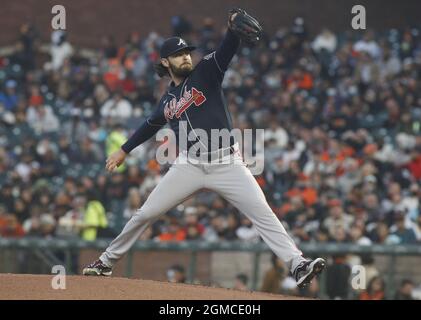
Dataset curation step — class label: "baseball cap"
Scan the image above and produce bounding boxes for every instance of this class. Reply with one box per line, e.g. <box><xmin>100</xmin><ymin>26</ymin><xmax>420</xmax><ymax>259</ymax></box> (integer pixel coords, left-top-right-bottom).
<box><xmin>159</xmin><ymin>37</ymin><xmax>196</xmax><ymax>58</ymax></box>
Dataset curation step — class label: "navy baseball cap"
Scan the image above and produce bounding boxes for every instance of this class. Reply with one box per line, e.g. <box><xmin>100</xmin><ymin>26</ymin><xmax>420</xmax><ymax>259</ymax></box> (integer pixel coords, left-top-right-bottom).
<box><xmin>160</xmin><ymin>37</ymin><xmax>196</xmax><ymax>58</ymax></box>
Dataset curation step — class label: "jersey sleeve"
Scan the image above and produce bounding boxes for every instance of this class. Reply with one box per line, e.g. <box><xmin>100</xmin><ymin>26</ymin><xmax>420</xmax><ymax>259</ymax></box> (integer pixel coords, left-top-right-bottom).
<box><xmin>198</xmin><ymin>28</ymin><xmax>241</xmax><ymax>82</ymax></box>
<box><xmin>121</xmin><ymin>102</ymin><xmax>167</xmax><ymax>154</ymax></box>
<box><xmin>214</xmin><ymin>28</ymin><xmax>241</xmax><ymax>72</ymax></box>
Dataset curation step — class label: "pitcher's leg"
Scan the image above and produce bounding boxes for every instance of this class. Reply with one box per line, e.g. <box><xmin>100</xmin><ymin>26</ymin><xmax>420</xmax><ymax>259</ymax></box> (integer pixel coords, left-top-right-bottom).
<box><xmin>100</xmin><ymin>162</ymin><xmax>204</xmax><ymax>267</ymax></box>
<box><xmin>207</xmin><ymin>163</ymin><xmax>305</xmax><ymax>272</ymax></box>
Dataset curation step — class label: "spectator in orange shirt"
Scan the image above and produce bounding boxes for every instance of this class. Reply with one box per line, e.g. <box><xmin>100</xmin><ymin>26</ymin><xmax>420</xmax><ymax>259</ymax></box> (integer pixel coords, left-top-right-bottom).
<box><xmin>158</xmin><ymin>219</ymin><xmax>186</xmax><ymax>242</ymax></box>
<box><xmin>0</xmin><ymin>206</ymin><xmax>25</xmax><ymax>238</ymax></box>
<box><xmin>28</xmin><ymin>86</ymin><xmax>44</xmax><ymax>107</ymax></box>
<box><xmin>298</xmin><ymin>178</ymin><xmax>318</xmax><ymax>207</ymax></box>
<box><xmin>359</xmin><ymin>276</ymin><xmax>386</xmax><ymax>300</ymax></box>
<box><xmin>286</xmin><ymin>67</ymin><xmax>313</xmax><ymax>90</ymax></box>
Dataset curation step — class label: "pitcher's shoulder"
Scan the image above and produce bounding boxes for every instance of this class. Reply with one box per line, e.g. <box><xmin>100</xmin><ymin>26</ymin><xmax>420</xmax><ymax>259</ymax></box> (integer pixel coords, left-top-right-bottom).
<box><xmin>195</xmin><ymin>51</ymin><xmax>224</xmax><ymax>80</ymax></box>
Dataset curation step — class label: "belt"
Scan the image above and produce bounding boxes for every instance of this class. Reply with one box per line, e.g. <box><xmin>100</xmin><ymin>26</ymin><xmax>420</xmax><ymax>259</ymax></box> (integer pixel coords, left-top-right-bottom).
<box><xmin>189</xmin><ymin>144</ymin><xmax>238</xmax><ymax>162</ymax></box>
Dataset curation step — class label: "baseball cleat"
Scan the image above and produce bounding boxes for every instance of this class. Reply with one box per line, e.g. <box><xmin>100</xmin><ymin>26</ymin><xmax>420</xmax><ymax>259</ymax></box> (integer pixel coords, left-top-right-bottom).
<box><xmin>293</xmin><ymin>258</ymin><xmax>326</xmax><ymax>288</ymax></box>
<box><xmin>82</xmin><ymin>259</ymin><xmax>112</xmax><ymax>276</ymax></box>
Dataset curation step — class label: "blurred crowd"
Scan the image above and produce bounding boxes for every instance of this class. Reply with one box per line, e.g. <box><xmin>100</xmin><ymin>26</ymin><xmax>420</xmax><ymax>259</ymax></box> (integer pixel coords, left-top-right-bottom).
<box><xmin>0</xmin><ymin>17</ymin><xmax>421</xmax><ymax>252</ymax></box>
<box><xmin>257</xmin><ymin>253</ymin><xmax>421</xmax><ymax>300</ymax></box>
<box><xmin>166</xmin><ymin>253</ymin><xmax>421</xmax><ymax>300</ymax></box>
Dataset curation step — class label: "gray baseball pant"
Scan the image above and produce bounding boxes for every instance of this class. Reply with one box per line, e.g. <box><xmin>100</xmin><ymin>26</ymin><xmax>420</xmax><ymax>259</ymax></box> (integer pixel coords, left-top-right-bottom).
<box><xmin>100</xmin><ymin>147</ymin><xmax>305</xmax><ymax>273</ymax></box>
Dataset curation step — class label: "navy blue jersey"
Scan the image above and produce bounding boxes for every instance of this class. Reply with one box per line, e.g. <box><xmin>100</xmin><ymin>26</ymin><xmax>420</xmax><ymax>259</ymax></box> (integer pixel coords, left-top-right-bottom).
<box><xmin>121</xmin><ymin>29</ymin><xmax>240</xmax><ymax>154</ymax></box>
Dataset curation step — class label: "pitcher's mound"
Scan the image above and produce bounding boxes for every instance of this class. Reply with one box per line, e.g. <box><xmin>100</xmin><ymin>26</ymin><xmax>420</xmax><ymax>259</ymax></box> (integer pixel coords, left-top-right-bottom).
<box><xmin>0</xmin><ymin>274</ymin><xmax>306</xmax><ymax>300</ymax></box>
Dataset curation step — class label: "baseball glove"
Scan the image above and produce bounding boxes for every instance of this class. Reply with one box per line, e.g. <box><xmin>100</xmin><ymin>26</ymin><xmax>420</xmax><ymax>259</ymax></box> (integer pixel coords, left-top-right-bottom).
<box><xmin>228</xmin><ymin>8</ymin><xmax>263</xmax><ymax>44</ymax></box>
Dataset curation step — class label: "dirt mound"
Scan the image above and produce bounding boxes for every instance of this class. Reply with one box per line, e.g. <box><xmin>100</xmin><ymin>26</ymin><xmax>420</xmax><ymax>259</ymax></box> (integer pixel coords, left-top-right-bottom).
<box><xmin>0</xmin><ymin>274</ymin><xmax>305</xmax><ymax>300</ymax></box>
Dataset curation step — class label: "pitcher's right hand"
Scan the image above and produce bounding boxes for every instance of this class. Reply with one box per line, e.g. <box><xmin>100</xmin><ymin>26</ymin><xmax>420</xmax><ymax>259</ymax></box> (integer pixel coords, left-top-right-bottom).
<box><xmin>106</xmin><ymin>148</ymin><xmax>127</xmax><ymax>172</ymax></box>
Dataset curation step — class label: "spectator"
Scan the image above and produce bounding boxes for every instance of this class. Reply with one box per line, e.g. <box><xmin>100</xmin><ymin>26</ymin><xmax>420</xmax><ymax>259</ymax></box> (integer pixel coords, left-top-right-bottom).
<box><xmin>171</xmin><ymin>15</ymin><xmax>192</xmax><ymax>37</ymax></box>
<box><xmin>71</xmin><ymin>137</ymin><xmax>104</xmax><ymax>164</ymax></box>
<box><xmin>363</xmin><ymin>193</ymin><xmax>383</xmax><ymax>223</ymax></box>
<box><xmin>38</xmin><ymin>148</ymin><xmax>60</xmax><ymax>178</ymax></box>
<box><xmin>158</xmin><ymin>218</ymin><xmax>186</xmax><ymax>242</ymax></box>
<box><xmin>22</xmin><ymin>207</ymin><xmax>56</xmax><ymax>238</ymax></box>
<box><xmin>106</xmin><ymin>123</ymin><xmax>128</xmax><ymax>172</ymax></box>
<box><xmin>126</xmin><ymin>164</ymin><xmax>144</xmax><ymax>189</ymax></box>
<box><xmin>35</xmin><ymin>189</ymin><xmax>53</xmax><ymax>216</ymax></box>
<box><xmin>353</xmin><ymin>30</ymin><xmax>381</xmax><ymax>59</ymax></box>
<box><xmin>401</xmin><ymin>183</ymin><xmax>419</xmax><ymax>222</ymax></box>
<box><xmin>360</xmin><ymin>254</ymin><xmax>379</xmax><ymax>288</ymax></box>
<box><xmin>0</xmin><ymin>206</ymin><xmax>25</xmax><ymax>237</ymax></box>
<box><xmin>379</xmin><ymin>48</ymin><xmax>402</xmax><ymax>79</ymax></box>
<box><xmin>390</xmin><ymin>211</ymin><xmax>417</xmax><ymax>244</ymax></box>
<box><xmin>100</xmin><ymin>91</ymin><xmax>133</xmax><ymax>120</ymax></box>
<box><xmin>355</xmin><ymin>52</ymin><xmax>380</xmax><ymax>85</ymax></box>
<box><xmin>123</xmin><ymin>188</ymin><xmax>142</xmax><ymax>220</ymax></box>
<box><xmin>166</xmin><ymin>264</ymin><xmax>186</xmax><ymax>283</ymax></box>
<box><xmin>183</xmin><ymin>208</ymin><xmax>205</xmax><ymax>240</ymax></box>
<box><xmin>13</xmin><ymin>23</ymin><xmax>38</xmax><ymax>71</ymax></box>
<box><xmin>48</xmin><ymin>30</ymin><xmax>73</xmax><ymax>70</ymax></box>
<box><xmin>347</xmin><ymin>222</ymin><xmax>372</xmax><ymax>266</ymax></box>
<box><xmin>331</xmin><ymin>225</ymin><xmax>350</xmax><ymax>243</ymax></box>
<box><xmin>359</xmin><ymin>276</ymin><xmax>386</xmax><ymax>300</ymax></box>
<box><xmin>291</xmin><ymin>16</ymin><xmax>308</xmax><ymax>43</ymax></box>
<box><xmin>264</xmin><ymin>120</ymin><xmax>289</xmax><ymax>149</ymax></box>
<box><xmin>139</xmin><ymin>160</ymin><xmax>161</xmax><ymax>195</ymax></box>
<box><xmin>233</xmin><ymin>273</ymin><xmax>249</xmax><ymax>291</ymax></box>
<box><xmin>100</xmin><ymin>35</ymin><xmax>118</xmax><ymax>59</ymax></box>
<box><xmin>0</xmin><ymin>184</ymin><xmax>15</xmax><ymax>212</ymax></box>
<box><xmin>349</xmin><ymin>222</ymin><xmax>372</xmax><ymax>245</ymax></box>
<box><xmin>326</xmin><ymin>254</ymin><xmax>351</xmax><ymax>299</ymax></box>
<box><xmin>260</xmin><ymin>254</ymin><xmax>287</xmax><ymax>294</ymax></box>
<box><xmin>395</xmin><ymin>279</ymin><xmax>415</xmax><ymax>300</ymax></box>
<box><xmin>106</xmin><ymin>172</ymin><xmax>129</xmax><ymax>214</ymax></box>
<box><xmin>412</xmin><ymin>214</ymin><xmax>421</xmax><ymax>242</ymax></box>
<box><xmin>13</xmin><ymin>198</ymin><xmax>30</xmax><ymax>223</ymax></box>
<box><xmin>53</xmin><ymin>191</ymin><xmax>72</xmax><ymax>219</ymax></box>
<box><xmin>56</xmin><ymin>195</ymin><xmax>86</xmax><ymax>238</ymax></box>
<box><xmin>26</xmin><ymin>104</ymin><xmax>59</xmax><ymax>134</ymax></box>
<box><xmin>62</xmin><ymin>111</ymin><xmax>91</xmax><ymax>144</ymax></box>
<box><xmin>236</xmin><ymin>216</ymin><xmax>260</xmax><ymax>242</ymax></box>
<box><xmin>323</xmin><ymin>199</ymin><xmax>354</xmax><ymax>238</ymax></box>
<box><xmin>81</xmin><ymin>192</ymin><xmax>108</xmax><ymax>241</ymax></box>
<box><xmin>202</xmin><ymin>212</ymin><xmax>225</xmax><ymax>242</ymax></box>
<box><xmin>369</xmin><ymin>221</ymin><xmax>392</xmax><ymax>244</ymax></box>
<box><xmin>223</xmin><ymin>212</ymin><xmax>239</xmax><ymax>240</ymax></box>
<box><xmin>0</xmin><ymin>80</ymin><xmax>19</xmax><ymax>111</ymax></box>
<box><xmin>312</xmin><ymin>28</ymin><xmax>337</xmax><ymax>53</ymax></box>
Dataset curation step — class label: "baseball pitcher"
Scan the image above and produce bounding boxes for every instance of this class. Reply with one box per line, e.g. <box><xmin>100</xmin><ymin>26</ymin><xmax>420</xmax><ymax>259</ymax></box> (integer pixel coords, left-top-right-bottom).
<box><xmin>83</xmin><ymin>9</ymin><xmax>325</xmax><ymax>288</ymax></box>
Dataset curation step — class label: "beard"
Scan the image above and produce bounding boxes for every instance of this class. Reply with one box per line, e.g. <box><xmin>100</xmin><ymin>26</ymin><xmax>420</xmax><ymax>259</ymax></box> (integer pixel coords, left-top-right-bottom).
<box><xmin>169</xmin><ymin>62</ymin><xmax>193</xmax><ymax>78</ymax></box>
